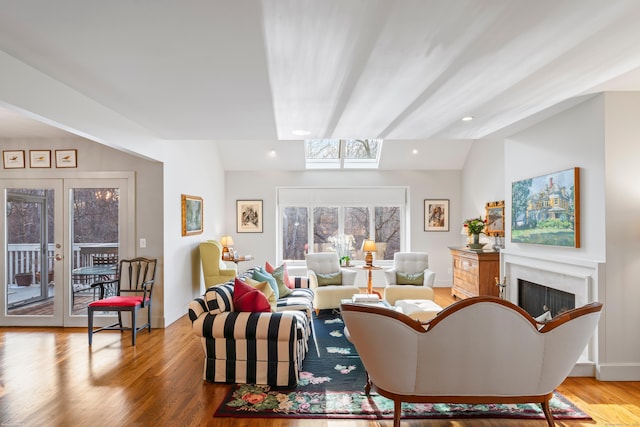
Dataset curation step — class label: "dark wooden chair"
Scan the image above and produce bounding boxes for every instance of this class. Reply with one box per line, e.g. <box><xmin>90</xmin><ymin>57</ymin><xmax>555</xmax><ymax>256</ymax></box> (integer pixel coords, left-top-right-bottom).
<box><xmin>88</xmin><ymin>257</ymin><xmax>157</xmax><ymax>346</ymax></box>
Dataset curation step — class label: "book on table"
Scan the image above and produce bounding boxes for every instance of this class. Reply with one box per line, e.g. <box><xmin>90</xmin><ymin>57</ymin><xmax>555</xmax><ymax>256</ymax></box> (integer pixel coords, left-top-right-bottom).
<box><xmin>352</xmin><ymin>294</ymin><xmax>380</xmax><ymax>303</ymax></box>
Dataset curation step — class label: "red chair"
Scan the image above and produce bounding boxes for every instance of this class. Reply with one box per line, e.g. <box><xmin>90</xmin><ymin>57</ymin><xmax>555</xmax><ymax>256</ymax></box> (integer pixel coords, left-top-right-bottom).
<box><xmin>88</xmin><ymin>258</ymin><xmax>157</xmax><ymax>346</ymax></box>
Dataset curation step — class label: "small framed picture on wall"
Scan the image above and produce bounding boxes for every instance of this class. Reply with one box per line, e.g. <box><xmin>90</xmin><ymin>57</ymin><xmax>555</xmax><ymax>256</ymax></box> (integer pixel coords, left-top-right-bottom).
<box><xmin>3</xmin><ymin>150</ymin><xmax>25</xmax><ymax>169</ymax></box>
<box><xmin>55</xmin><ymin>149</ymin><xmax>78</xmax><ymax>168</ymax></box>
<box><xmin>30</xmin><ymin>150</ymin><xmax>52</xmax><ymax>168</ymax></box>
<box><xmin>424</xmin><ymin>199</ymin><xmax>449</xmax><ymax>231</ymax></box>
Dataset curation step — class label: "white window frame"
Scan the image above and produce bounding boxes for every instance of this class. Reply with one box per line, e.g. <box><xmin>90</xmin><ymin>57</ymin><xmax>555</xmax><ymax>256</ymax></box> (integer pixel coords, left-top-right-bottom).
<box><xmin>276</xmin><ymin>187</ymin><xmax>407</xmax><ymax>266</ymax></box>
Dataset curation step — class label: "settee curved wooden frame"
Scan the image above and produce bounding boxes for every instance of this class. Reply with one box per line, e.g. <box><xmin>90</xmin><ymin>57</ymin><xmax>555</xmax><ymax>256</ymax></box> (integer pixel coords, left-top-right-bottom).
<box><xmin>341</xmin><ymin>296</ymin><xmax>602</xmax><ymax>427</ymax></box>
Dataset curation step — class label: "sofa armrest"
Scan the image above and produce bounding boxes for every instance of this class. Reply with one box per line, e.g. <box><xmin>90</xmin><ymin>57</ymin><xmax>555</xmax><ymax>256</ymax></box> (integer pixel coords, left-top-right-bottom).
<box><xmin>341</xmin><ymin>268</ymin><xmax>358</xmax><ymax>285</ymax></box>
<box><xmin>192</xmin><ymin>310</ymin><xmax>298</xmax><ymax>341</ymax></box>
<box><xmin>384</xmin><ymin>268</ymin><xmax>398</xmax><ymax>285</ymax></box>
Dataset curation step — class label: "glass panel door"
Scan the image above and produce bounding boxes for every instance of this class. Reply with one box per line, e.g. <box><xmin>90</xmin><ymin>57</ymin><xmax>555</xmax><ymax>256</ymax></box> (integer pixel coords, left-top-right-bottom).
<box><xmin>2</xmin><ymin>180</ymin><xmax>63</xmax><ymax>326</ymax></box>
<box><xmin>1</xmin><ymin>176</ymin><xmax>131</xmax><ymax>327</ymax></box>
<box><xmin>63</xmin><ymin>178</ymin><xmax>130</xmax><ymax>327</ymax></box>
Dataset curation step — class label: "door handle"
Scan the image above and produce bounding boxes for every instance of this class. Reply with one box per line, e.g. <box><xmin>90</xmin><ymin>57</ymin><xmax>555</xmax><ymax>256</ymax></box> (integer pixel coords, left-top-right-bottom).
<box><xmin>54</xmin><ymin>253</ymin><xmax>63</xmax><ymax>261</ymax></box>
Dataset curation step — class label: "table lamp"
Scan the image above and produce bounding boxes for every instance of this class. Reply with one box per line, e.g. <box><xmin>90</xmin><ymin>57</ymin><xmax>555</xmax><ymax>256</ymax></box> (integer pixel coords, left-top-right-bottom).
<box><xmin>362</xmin><ymin>239</ymin><xmax>376</xmax><ymax>267</ymax></box>
<box><xmin>220</xmin><ymin>235</ymin><xmax>234</xmax><ymax>260</ymax></box>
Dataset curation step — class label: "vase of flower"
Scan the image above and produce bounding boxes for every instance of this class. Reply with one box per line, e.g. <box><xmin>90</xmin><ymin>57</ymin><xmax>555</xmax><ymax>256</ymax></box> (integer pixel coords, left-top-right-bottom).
<box><xmin>469</xmin><ymin>234</ymin><xmax>486</xmax><ymax>251</ymax></box>
<box><xmin>464</xmin><ymin>217</ymin><xmax>487</xmax><ymax>251</ymax></box>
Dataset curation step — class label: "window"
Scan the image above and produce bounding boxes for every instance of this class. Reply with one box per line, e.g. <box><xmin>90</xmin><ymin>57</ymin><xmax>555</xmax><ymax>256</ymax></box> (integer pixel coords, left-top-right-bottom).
<box><xmin>278</xmin><ymin>187</ymin><xmax>405</xmax><ymax>264</ymax></box>
<box><xmin>305</xmin><ymin>139</ymin><xmax>383</xmax><ymax>169</ymax></box>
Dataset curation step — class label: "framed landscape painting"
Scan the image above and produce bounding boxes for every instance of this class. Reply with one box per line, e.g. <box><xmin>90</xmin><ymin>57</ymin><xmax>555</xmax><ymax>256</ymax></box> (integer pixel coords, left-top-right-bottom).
<box><xmin>511</xmin><ymin>167</ymin><xmax>580</xmax><ymax>247</ymax></box>
<box><xmin>181</xmin><ymin>194</ymin><xmax>203</xmax><ymax>236</ymax></box>
<box><xmin>237</xmin><ymin>200</ymin><xmax>263</xmax><ymax>233</ymax></box>
<box><xmin>424</xmin><ymin>199</ymin><xmax>449</xmax><ymax>231</ymax></box>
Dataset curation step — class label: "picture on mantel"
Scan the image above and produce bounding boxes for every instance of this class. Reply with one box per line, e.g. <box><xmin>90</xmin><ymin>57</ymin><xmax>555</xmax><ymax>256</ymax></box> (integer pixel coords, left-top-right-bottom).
<box><xmin>511</xmin><ymin>167</ymin><xmax>580</xmax><ymax>248</ymax></box>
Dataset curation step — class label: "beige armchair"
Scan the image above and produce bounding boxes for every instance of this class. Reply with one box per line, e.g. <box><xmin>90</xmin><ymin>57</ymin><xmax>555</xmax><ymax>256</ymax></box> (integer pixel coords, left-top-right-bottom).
<box><xmin>383</xmin><ymin>252</ymin><xmax>435</xmax><ymax>305</ymax></box>
<box><xmin>306</xmin><ymin>252</ymin><xmax>359</xmax><ymax>314</ymax></box>
<box><xmin>341</xmin><ymin>297</ymin><xmax>602</xmax><ymax>427</ymax></box>
<box><xmin>199</xmin><ymin>240</ymin><xmax>237</xmax><ymax>287</ymax></box>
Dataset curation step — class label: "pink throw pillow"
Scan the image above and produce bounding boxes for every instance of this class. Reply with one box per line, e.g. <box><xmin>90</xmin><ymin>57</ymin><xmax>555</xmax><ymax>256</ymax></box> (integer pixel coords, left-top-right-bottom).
<box><xmin>233</xmin><ymin>278</ymin><xmax>271</xmax><ymax>312</ymax></box>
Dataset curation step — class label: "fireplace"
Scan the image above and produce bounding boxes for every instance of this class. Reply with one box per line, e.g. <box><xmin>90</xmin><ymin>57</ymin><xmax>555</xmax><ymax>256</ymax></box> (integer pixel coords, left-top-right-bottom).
<box><xmin>501</xmin><ymin>250</ymin><xmax>603</xmax><ymax>376</ymax></box>
<box><xmin>518</xmin><ymin>279</ymin><xmax>575</xmax><ymax>318</ymax></box>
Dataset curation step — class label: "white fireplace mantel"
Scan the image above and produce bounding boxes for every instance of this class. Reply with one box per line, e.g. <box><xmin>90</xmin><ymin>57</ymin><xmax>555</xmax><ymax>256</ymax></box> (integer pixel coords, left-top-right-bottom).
<box><xmin>500</xmin><ymin>249</ymin><xmax>605</xmax><ymax>376</ymax></box>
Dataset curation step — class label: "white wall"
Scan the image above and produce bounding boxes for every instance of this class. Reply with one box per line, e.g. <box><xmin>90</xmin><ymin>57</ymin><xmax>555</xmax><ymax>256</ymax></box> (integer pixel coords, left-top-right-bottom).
<box><xmin>503</xmin><ymin>93</ymin><xmax>640</xmax><ymax>381</ymax></box>
<box><xmin>461</xmin><ymin>138</ymin><xmax>506</xmax><ymax>247</ymax></box>
<box><xmin>602</xmin><ymin>92</ymin><xmax>640</xmax><ymax>380</ymax></box>
<box><xmin>225</xmin><ymin>169</ymin><xmax>462</xmax><ymax>287</ymax></box>
<box><xmin>158</xmin><ymin>140</ymin><xmax>226</xmax><ymax>325</ymax></box>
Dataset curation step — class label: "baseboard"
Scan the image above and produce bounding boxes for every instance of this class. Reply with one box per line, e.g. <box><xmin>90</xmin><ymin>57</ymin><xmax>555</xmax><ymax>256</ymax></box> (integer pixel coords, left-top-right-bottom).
<box><xmin>596</xmin><ymin>363</ymin><xmax>640</xmax><ymax>381</ymax></box>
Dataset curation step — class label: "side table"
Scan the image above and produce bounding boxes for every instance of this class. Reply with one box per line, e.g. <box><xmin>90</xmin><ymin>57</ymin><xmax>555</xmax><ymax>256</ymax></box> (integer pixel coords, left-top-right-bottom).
<box><xmin>359</xmin><ymin>265</ymin><xmax>383</xmax><ymax>298</ymax></box>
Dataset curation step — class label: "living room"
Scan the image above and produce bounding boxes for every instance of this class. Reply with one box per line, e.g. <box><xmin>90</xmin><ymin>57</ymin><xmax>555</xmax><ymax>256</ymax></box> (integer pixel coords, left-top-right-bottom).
<box><xmin>1</xmin><ymin>2</ymin><xmax>640</xmax><ymax>424</ymax></box>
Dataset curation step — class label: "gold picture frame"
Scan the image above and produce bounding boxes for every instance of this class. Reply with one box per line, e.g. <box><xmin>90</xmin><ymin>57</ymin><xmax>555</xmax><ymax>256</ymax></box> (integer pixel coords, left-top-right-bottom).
<box><xmin>30</xmin><ymin>150</ymin><xmax>52</xmax><ymax>168</ymax></box>
<box><xmin>485</xmin><ymin>200</ymin><xmax>505</xmax><ymax>237</ymax></box>
<box><xmin>181</xmin><ymin>194</ymin><xmax>203</xmax><ymax>236</ymax></box>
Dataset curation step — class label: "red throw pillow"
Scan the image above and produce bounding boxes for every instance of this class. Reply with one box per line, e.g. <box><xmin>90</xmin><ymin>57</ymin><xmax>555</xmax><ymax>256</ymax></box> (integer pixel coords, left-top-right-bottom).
<box><xmin>265</xmin><ymin>261</ymin><xmax>293</xmax><ymax>289</ymax></box>
<box><xmin>233</xmin><ymin>278</ymin><xmax>271</xmax><ymax>312</ymax></box>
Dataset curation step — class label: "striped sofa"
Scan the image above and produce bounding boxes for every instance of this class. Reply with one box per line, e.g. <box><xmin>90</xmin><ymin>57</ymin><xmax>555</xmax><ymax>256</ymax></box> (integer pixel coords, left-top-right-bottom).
<box><xmin>188</xmin><ymin>267</ymin><xmax>314</xmax><ymax>387</ymax></box>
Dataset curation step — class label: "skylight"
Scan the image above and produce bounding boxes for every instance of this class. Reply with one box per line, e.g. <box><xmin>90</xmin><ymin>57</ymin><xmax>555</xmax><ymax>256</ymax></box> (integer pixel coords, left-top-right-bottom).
<box><xmin>304</xmin><ymin>139</ymin><xmax>383</xmax><ymax>169</ymax></box>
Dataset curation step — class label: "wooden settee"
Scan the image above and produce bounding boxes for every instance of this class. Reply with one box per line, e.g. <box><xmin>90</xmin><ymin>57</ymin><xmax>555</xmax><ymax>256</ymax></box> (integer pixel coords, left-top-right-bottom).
<box><xmin>341</xmin><ymin>296</ymin><xmax>602</xmax><ymax>427</ymax></box>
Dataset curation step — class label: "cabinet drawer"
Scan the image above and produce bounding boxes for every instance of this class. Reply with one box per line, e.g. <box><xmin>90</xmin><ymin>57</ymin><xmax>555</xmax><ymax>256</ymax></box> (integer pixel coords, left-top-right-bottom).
<box><xmin>454</xmin><ymin>257</ymin><xmax>478</xmax><ymax>275</ymax></box>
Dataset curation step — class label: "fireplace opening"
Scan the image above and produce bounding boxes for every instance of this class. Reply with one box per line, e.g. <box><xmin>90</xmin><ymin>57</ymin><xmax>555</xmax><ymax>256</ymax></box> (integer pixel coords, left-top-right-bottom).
<box><xmin>518</xmin><ymin>279</ymin><xmax>575</xmax><ymax>318</ymax></box>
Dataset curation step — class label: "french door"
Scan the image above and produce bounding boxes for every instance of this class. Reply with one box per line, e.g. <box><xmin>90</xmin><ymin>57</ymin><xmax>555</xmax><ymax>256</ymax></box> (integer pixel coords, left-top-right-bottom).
<box><xmin>1</xmin><ymin>175</ymin><xmax>132</xmax><ymax>327</ymax></box>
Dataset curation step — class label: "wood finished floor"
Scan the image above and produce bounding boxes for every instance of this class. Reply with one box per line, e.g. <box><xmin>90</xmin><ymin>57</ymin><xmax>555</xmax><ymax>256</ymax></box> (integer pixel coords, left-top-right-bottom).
<box><xmin>0</xmin><ymin>288</ymin><xmax>639</xmax><ymax>426</ymax></box>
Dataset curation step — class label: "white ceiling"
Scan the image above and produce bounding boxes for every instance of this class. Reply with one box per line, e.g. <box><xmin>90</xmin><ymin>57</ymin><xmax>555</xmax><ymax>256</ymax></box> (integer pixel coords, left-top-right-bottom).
<box><xmin>1</xmin><ymin>0</ymin><xmax>640</xmax><ymax>170</ymax></box>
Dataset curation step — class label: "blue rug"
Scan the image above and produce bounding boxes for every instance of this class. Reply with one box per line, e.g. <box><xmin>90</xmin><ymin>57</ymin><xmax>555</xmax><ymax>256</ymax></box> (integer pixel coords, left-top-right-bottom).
<box><xmin>215</xmin><ymin>311</ymin><xmax>591</xmax><ymax>421</ymax></box>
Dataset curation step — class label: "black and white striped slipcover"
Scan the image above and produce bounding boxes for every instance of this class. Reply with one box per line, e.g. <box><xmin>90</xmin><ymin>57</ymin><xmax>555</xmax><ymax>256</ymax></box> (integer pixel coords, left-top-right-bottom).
<box><xmin>188</xmin><ymin>282</ymin><xmax>312</xmax><ymax>387</ymax></box>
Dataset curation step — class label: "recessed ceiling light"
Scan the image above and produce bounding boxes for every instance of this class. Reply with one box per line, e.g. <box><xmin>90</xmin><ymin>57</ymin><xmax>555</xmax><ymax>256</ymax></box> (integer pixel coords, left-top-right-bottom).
<box><xmin>269</xmin><ymin>149</ymin><xmax>276</xmax><ymax>157</ymax></box>
<box><xmin>462</xmin><ymin>116</ymin><xmax>474</xmax><ymax>121</ymax></box>
<box><xmin>292</xmin><ymin>129</ymin><xmax>311</xmax><ymax>136</ymax></box>
<box><xmin>412</xmin><ymin>149</ymin><xmax>419</xmax><ymax>155</ymax></box>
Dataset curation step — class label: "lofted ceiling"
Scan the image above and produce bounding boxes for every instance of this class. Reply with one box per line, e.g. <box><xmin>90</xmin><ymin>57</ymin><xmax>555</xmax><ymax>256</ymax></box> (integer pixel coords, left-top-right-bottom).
<box><xmin>1</xmin><ymin>1</ymin><xmax>640</xmax><ymax>170</ymax></box>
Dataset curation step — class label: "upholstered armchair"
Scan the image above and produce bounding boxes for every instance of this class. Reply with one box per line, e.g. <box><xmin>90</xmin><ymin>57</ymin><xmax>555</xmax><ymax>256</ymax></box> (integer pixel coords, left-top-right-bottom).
<box><xmin>306</xmin><ymin>252</ymin><xmax>359</xmax><ymax>314</ymax></box>
<box><xmin>383</xmin><ymin>252</ymin><xmax>435</xmax><ymax>305</ymax></box>
<box><xmin>341</xmin><ymin>297</ymin><xmax>603</xmax><ymax>427</ymax></box>
<box><xmin>199</xmin><ymin>240</ymin><xmax>237</xmax><ymax>287</ymax></box>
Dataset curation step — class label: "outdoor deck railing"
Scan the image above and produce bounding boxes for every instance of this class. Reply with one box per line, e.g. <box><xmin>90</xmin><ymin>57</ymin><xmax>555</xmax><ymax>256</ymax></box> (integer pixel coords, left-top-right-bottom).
<box><xmin>6</xmin><ymin>243</ymin><xmax>118</xmax><ymax>286</ymax></box>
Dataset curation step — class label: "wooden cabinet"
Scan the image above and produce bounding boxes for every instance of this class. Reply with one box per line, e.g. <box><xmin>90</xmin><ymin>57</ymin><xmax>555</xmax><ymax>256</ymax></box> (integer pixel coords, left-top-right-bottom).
<box><xmin>450</xmin><ymin>247</ymin><xmax>500</xmax><ymax>300</ymax></box>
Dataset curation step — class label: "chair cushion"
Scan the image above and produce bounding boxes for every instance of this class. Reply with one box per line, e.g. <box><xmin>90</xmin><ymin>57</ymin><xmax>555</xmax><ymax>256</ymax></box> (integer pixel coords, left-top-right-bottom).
<box><xmin>317</xmin><ymin>271</ymin><xmax>342</xmax><ymax>286</ymax></box>
<box><xmin>88</xmin><ymin>295</ymin><xmax>144</xmax><ymax>307</ymax></box>
<box><xmin>396</xmin><ymin>271</ymin><xmax>424</xmax><ymax>285</ymax></box>
<box><xmin>252</xmin><ymin>269</ymin><xmax>280</xmax><ymax>299</ymax></box>
<box><xmin>233</xmin><ymin>278</ymin><xmax>271</xmax><ymax>312</ymax></box>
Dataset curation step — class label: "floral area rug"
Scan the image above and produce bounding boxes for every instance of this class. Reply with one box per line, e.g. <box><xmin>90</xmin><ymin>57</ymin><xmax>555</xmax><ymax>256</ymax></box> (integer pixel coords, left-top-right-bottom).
<box><xmin>214</xmin><ymin>311</ymin><xmax>591</xmax><ymax>421</ymax></box>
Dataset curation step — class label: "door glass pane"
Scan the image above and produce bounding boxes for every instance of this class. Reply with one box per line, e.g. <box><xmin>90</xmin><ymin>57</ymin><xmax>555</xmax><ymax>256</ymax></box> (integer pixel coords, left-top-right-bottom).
<box><xmin>6</xmin><ymin>189</ymin><xmax>53</xmax><ymax>315</ymax></box>
<box><xmin>282</xmin><ymin>207</ymin><xmax>308</xmax><ymax>261</ymax></box>
<box><xmin>312</xmin><ymin>207</ymin><xmax>338</xmax><ymax>252</ymax></box>
<box><xmin>70</xmin><ymin>188</ymin><xmax>119</xmax><ymax>315</ymax></box>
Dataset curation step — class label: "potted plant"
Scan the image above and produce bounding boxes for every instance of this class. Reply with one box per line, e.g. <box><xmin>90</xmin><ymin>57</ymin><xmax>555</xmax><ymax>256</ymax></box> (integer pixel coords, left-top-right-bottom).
<box><xmin>340</xmin><ymin>255</ymin><xmax>351</xmax><ymax>267</ymax></box>
<box><xmin>14</xmin><ymin>272</ymin><xmax>33</xmax><ymax>287</ymax></box>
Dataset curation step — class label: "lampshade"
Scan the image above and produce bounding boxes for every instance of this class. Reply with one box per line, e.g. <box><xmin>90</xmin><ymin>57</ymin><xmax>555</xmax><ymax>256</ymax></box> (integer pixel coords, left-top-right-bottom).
<box><xmin>361</xmin><ymin>239</ymin><xmax>377</xmax><ymax>252</ymax></box>
<box><xmin>220</xmin><ymin>235</ymin><xmax>234</xmax><ymax>247</ymax></box>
